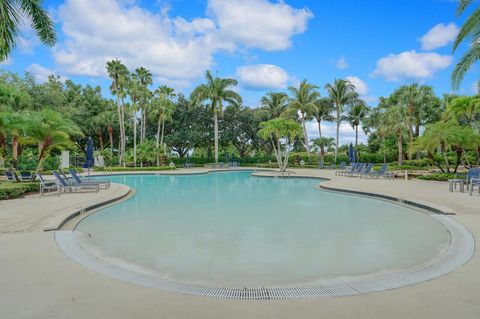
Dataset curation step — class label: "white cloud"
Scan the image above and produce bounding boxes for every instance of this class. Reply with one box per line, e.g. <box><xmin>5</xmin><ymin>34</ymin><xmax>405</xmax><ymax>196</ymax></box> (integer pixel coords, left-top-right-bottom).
<box><xmin>236</xmin><ymin>64</ymin><xmax>289</xmax><ymax>90</ymax></box>
<box><xmin>207</xmin><ymin>0</ymin><xmax>312</xmax><ymax>51</ymax></box>
<box><xmin>26</xmin><ymin>64</ymin><xmax>67</xmax><ymax>82</ymax></box>
<box><xmin>372</xmin><ymin>50</ymin><xmax>452</xmax><ymax>81</ymax></box>
<box><xmin>345</xmin><ymin>76</ymin><xmax>368</xmax><ymax>95</ymax></box>
<box><xmin>420</xmin><ymin>23</ymin><xmax>459</xmax><ymax>51</ymax></box>
<box><xmin>336</xmin><ymin>56</ymin><xmax>348</xmax><ymax>69</ymax></box>
<box><xmin>307</xmin><ymin>121</ymin><xmax>367</xmax><ymax>145</ymax></box>
<box><xmin>52</xmin><ymin>0</ymin><xmax>312</xmax><ymax>88</ymax></box>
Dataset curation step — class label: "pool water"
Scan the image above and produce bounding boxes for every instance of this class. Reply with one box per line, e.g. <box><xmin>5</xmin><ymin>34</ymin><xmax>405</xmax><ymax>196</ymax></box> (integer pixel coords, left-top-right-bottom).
<box><xmin>75</xmin><ymin>171</ymin><xmax>450</xmax><ymax>287</ymax></box>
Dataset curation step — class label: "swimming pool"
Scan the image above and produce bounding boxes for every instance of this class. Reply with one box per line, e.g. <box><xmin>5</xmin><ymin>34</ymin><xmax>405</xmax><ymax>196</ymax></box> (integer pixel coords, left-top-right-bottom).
<box><xmin>71</xmin><ymin>171</ymin><xmax>454</xmax><ymax>290</ymax></box>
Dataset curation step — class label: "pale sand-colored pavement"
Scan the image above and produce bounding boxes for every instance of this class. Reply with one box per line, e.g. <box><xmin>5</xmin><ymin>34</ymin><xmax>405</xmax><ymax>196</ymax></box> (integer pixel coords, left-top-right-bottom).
<box><xmin>1</xmin><ymin>168</ymin><xmax>479</xmax><ymax>319</ymax></box>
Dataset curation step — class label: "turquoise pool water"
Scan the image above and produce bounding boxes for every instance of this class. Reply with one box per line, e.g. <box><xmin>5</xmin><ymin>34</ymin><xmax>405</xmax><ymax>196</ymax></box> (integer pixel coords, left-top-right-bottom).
<box><xmin>75</xmin><ymin>171</ymin><xmax>450</xmax><ymax>287</ymax></box>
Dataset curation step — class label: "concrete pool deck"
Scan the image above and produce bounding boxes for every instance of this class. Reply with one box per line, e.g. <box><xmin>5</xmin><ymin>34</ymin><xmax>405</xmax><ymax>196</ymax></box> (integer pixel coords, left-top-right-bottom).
<box><xmin>1</xmin><ymin>168</ymin><xmax>480</xmax><ymax>318</ymax></box>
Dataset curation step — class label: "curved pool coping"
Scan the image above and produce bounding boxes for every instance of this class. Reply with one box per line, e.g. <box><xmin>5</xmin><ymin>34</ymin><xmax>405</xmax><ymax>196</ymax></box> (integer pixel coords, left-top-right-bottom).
<box><xmin>55</xmin><ymin>170</ymin><xmax>475</xmax><ymax>300</ymax></box>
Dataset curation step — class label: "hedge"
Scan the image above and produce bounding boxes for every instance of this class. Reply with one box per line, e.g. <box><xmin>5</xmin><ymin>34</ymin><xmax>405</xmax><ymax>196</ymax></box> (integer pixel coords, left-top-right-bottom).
<box><xmin>0</xmin><ymin>182</ymin><xmax>40</xmax><ymax>200</ymax></box>
<box><xmin>103</xmin><ymin>166</ymin><xmax>176</xmax><ymax>172</ymax></box>
<box><xmin>416</xmin><ymin>173</ymin><xmax>464</xmax><ymax>182</ymax></box>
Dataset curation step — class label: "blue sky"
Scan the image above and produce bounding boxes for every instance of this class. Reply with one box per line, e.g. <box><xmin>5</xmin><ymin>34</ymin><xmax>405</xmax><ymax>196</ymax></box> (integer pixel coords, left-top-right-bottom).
<box><xmin>0</xmin><ymin>0</ymin><xmax>476</xmax><ymax>143</ymax></box>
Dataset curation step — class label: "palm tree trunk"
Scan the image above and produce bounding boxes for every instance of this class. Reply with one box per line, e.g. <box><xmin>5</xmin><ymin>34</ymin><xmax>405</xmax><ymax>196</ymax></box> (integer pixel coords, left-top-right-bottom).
<box><xmin>335</xmin><ymin>118</ymin><xmax>340</xmax><ymax>164</ymax></box>
<box><xmin>214</xmin><ymin>109</ymin><xmax>219</xmax><ymax>163</ymax></box>
<box><xmin>133</xmin><ymin>116</ymin><xmax>137</xmax><ymax>167</ymax></box>
<box><xmin>34</xmin><ymin>137</ymin><xmax>52</xmax><ymax>176</ymax></box>
<box><xmin>12</xmin><ymin>134</ymin><xmax>18</xmax><ymax>168</ymax></box>
<box><xmin>397</xmin><ymin>132</ymin><xmax>403</xmax><ymax>165</ymax></box>
<box><xmin>355</xmin><ymin>125</ymin><xmax>359</xmax><ymax>149</ymax></box>
<box><xmin>97</xmin><ymin>130</ymin><xmax>104</xmax><ymax>151</ymax></box>
<box><xmin>301</xmin><ymin>113</ymin><xmax>310</xmax><ymax>159</ymax></box>
<box><xmin>160</xmin><ymin>117</ymin><xmax>165</xmax><ymax>147</ymax></box>
<box><xmin>116</xmin><ymin>96</ymin><xmax>123</xmax><ymax>165</ymax></box>
<box><xmin>108</xmin><ymin>125</ymin><xmax>113</xmax><ymax>153</ymax></box>
<box><xmin>317</xmin><ymin>120</ymin><xmax>322</xmax><ymax>139</ymax></box>
<box><xmin>408</xmin><ymin>125</ymin><xmax>414</xmax><ymax>160</ymax></box>
<box><xmin>156</xmin><ymin>115</ymin><xmax>162</xmax><ymax>166</ymax></box>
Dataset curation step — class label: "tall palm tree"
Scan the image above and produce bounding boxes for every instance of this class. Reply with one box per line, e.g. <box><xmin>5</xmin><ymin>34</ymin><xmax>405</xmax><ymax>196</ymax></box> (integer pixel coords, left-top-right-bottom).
<box><xmin>258</xmin><ymin>118</ymin><xmax>303</xmax><ymax>172</ymax></box>
<box><xmin>106</xmin><ymin>59</ymin><xmax>129</xmax><ymax>165</ymax></box>
<box><xmin>346</xmin><ymin>99</ymin><xmax>369</xmax><ymax>150</ymax></box>
<box><xmin>260</xmin><ymin>92</ymin><xmax>288</xmax><ymax>119</ymax></box>
<box><xmin>311</xmin><ymin>97</ymin><xmax>334</xmax><ymax>139</ymax></box>
<box><xmin>127</xmin><ymin>76</ymin><xmax>142</xmax><ymax>167</ymax></box>
<box><xmin>325</xmin><ymin>79</ymin><xmax>359</xmax><ymax>163</ymax></box>
<box><xmin>134</xmin><ymin>67</ymin><xmax>153</xmax><ymax>141</ymax></box>
<box><xmin>24</xmin><ymin>109</ymin><xmax>82</xmax><ymax>176</ymax></box>
<box><xmin>452</xmin><ymin>0</ymin><xmax>480</xmax><ymax>89</ymax></box>
<box><xmin>378</xmin><ymin>105</ymin><xmax>408</xmax><ymax>165</ymax></box>
<box><xmin>154</xmin><ymin>85</ymin><xmax>176</xmax><ymax>165</ymax></box>
<box><xmin>191</xmin><ymin>70</ymin><xmax>242</xmax><ymax>163</ymax></box>
<box><xmin>0</xmin><ymin>0</ymin><xmax>56</xmax><ymax>61</ymax></box>
<box><xmin>285</xmin><ymin>80</ymin><xmax>320</xmax><ymax>158</ymax></box>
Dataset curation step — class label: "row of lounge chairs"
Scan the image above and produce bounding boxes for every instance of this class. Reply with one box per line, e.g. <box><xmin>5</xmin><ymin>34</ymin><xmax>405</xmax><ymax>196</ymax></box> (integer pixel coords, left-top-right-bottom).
<box><xmin>448</xmin><ymin>168</ymin><xmax>480</xmax><ymax>196</ymax></box>
<box><xmin>5</xmin><ymin>170</ymin><xmax>34</xmax><ymax>182</ymax></box>
<box><xmin>37</xmin><ymin>169</ymin><xmax>111</xmax><ymax>196</ymax></box>
<box><xmin>335</xmin><ymin>163</ymin><xmax>394</xmax><ymax>179</ymax></box>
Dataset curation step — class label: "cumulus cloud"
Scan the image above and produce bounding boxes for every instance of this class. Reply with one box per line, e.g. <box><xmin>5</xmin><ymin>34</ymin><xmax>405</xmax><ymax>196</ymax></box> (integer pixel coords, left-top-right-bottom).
<box><xmin>420</xmin><ymin>23</ymin><xmax>459</xmax><ymax>51</ymax></box>
<box><xmin>26</xmin><ymin>64</ymin><xmax>67</xmax><ymax>82</ymax></box>
<box><xmin>345</xmin><ymin>76</ymin><xmax>368</xmax><ymax>95</ymax></box>
<box><xmin>207</xmin><ymin>0</ymin><xmax>312</xmax><ymax>51</ymax></box>
<box><xmin>51</xmin><ymin>0</ymin><xmax>312</xmax><ymax>88</ymax></box>
<box><xmin>236</xmin><ymin>64</ymin><xmax>289</xmax><ymax>90</ymax></box>
<box><xmin>372</xmin><ymin>50</ymin><xmax>452</xmax><ymax>81</ymax></box>
<box><xmin>336</xmin><ymin>56</ymin><xmax>348</xmax><ymax>69</ymax></box>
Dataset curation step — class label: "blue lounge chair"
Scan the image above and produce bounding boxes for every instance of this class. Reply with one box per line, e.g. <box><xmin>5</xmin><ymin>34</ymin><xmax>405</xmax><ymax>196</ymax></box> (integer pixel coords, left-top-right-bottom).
<box><xmin>336</xmin><ymin>163</ymin><xmax>356</xmax><ymax>176</ymax></box>
<box><xmin>466</xmin><ymin>168</ymin><xmax>480</xmax><ymax>190</ymax></box>
<box><xmin>338</xmin><ymin>162</ymin><xmax>346</xmax><ymax>170</ymax></box>
<box><xmin>5</xmin><ymin>171</ymin><xmax>20</xmax><ymax>182</ymax></box>
<box><xmin>37</xmin><ymin>173</ymin><xmax>58</xmax><ymax>196</ymax></box>
<box><xmin>363</xmin><ymin>163</ymin><xmax>389</xmax><ymax>179</ymax></box>
<box><xmin>345</xmin><ymin>163</ymin><xmax>365</xmax><ymax>177</ymax></box>
<box><xmin>356</xmin><ymin>163</ymin><xmax>374</xmax><ymax>177</ymax></box>
<box><xmin>19</xmin><ymin>171</ymin><xmax>33</xmax><ymax>182</ymax></box>
<box><xmin>52</xmin><ymin>171</ymin><xmax>99</xmax><ymax>195</ymax></box>
<box><xmin>470</xmin><ymin>177</ymin><xmax>480</xmax><ymax>196</ymax></box>
<box><xmin>68</xmin><ymin>169</ymin><xmax>110</xmax><ymax>189</ymax></box>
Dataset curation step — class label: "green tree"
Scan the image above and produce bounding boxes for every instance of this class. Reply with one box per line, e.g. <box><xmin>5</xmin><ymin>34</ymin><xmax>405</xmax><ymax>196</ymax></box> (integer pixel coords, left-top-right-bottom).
<box><xmin>260</xmin><ymin>92</ymin><xmax>288</xmax><ymax>119</ymax></box>
<box><xmin>312</xmin><ymin>137</ymin><xmax>334</xmax><ymax>163</ymax></box>
<box><xmin>134</xmin><ymin>67</ymin><xmax>153</xmax><ymax>142</ymax></box>
<box><xmin>325</xmin><ymin>79</ymin><xmax>359</xmax><ymax>163</ymax></box>
<box><xmin>191</xmin><ymin>70</ymin><xmax>242</xmax><ymax>163</ymax></box>
<box><xmin>284</xmin><ymin>80</ymin><xmax>319</xmax><ymax>158</ymax></box>
<box><xmin>127</xmin><ymin>76</ymin><xmax>142</xmax><ymax>167</ymax></box>
<box><xmin>153</xmin><ymin>85</ymin><xmax>176</xmax><ymax>165</ymax></box>
<box><xmin>378</xmin><ymin>104</ymin><xmax>408</xmax><ymax>165</ymax></box>
<box><xmin>258</xmin><ymin>118</ymin><xmax>303</xmax><ymax>172</ymax></box>
<box><xmin>312</xmin><ymin>97</ymin><xmax>334</xmax><ymax>139</ymax></box>
<box><xmin>106</xmin><ymin>59</ymin><xmax>129</xmax><ymax>165</ymax></box>
<box><xmin>346</xmin><ymin>99</ymin><xmax>369</xmax><ymax>150</ymax></box>
<box><xmin>23</xmin><ymin>109</ymin><xmax>82</xmax><ymax>176</ymax></box>
<box><xmin>0</xmin><ymin>0</ymin><xmax>56</xmax><ymax>61</ymax></box>
<box><xmin>452</xmin><ymin>0</ymin><xmax>480</xmax><ymax>88</ymax></box>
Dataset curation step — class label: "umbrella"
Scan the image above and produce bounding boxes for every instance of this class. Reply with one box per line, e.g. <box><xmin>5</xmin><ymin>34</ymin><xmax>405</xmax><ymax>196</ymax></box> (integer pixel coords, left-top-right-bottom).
<box><xmin>348</xmin><ymin>143</ymin><xmax>355</xmax><ymax>163</ymax></box>
<box><xmin>83</xmin><ymin>137</ymin><xmax>94</xmax><ymax>178</ymax></box>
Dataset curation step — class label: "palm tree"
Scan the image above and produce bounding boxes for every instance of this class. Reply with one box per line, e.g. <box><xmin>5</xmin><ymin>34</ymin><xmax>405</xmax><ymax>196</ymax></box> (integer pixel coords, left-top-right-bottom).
<box><xmin>452</xmin><ymin>0</ymin><xmax>480</xmax><ymax>89</ymax></box>
<box><xmin>24</xmin><ymin>109</ymin><xmax>82</xmax><ymax>176</ymax></box>
<box><xmin>378</xmin><ymin>105</ymin><xmax>408</xmax><ymax>165</ymax></box>
<box><xmin>127</xmin><ymin>76</ymin><xmax>142</xmax><ymax>167</ymax></box>
<box><xmin>325</xmin><ymin>79</ymin><xmax>359</xmax><ymax>163</ymax></box>
<box><xmin>191</xmin><ymin>70</ymin><xmax>242</xmax><ymax>163</ymax></box>
<box><xmin>285</xmin><ymin>80</ymin><xmax>320</xmax><ymax>158</ymax></box>
<box><xmin>311</xmin><ymin>97</ymin><xmax>334</xmax><ymax>139</ymax></box>
<box><xmin>312</xmin><ymin>137</ymin><xmax>334</xmax><ymax>164</ymax></box>
<box><xmin>106</xmin><ymin>60</ymin><xmax>129</xmax><ymax>165</ymax></box>
<box><xmin>260</xmin><ymin>92</ymin><xmax>288</xmax><ymax>119</ymax></box>
<box><xmin>153</xmin><ymin>85</ymin><xmax>176</xmax><ymax>165</ymax></box>
<box><xmin>134</xmin><ymin>67</ymin><xmax>153</xmax><ymax>141</ymax></box>
<box><xmin>0</xmin><ymin>0</ymin><xmax>56</xmax><ymax>61</ymax></box>
<box><xmin>346</xmin><ymin>99</ymin><xmax>369</xmax><ymax>150</ymax></box>
<box><xmin>258</xmin><ymin>118</ymin><xmax>303</xmax><ymax>172</ymax></box>
<box><xmin>446</xmin><ymin>96</ymin><xmax>480</xmax><ymax>132</ymax></box>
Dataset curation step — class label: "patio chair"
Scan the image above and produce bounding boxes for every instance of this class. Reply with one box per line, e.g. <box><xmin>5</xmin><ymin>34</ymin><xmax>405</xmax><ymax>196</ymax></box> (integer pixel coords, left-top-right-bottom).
<box><xmin>336</xmin><ymin>163</ymin><xmax>357</xmax><ymax>176</ymax></box>
<box><xmin>318</xmin><ymin>161</ymin><xmax>324</xmax><ymax>169</ymax></box>
<box><xmin>357</xmin><ymin>163</ymin><xmax>375</xmax><ymax>178</ymax></box>
<box><xmin>19</xmin><ymin>171</ymin><xmax>34</xmax><ymax>182</ymax></box>
<box><xmin>52</xmin><ymin>171</ymin><xmax>99</xmax><ymax>195</ymax></box>
<box><xmin>37</xmin><ymin>173</ymin><xmax>58</xmax><ymax>196</ymax></box>
<box><xmin>345</xmin><ymin>163</ymin><xmax>365</xmax><ymax>177</ymax></box>
<box><xmin>68</xmin><ymin>169</ymin><xmax>110</xmax><ymax>189</ymax></box>
<box><xmin>466</xmin><ymin>168</ymin><xmax>480</xmax><ymax>190</ymax></box>
<box><xmin>470</xmin><ymin>177</ymin><xmax>480</xmax><ymax>196</ymax></box>
<box><xmin>5</xmin><ymin>171</ymin><xmax>20</xmax><ymax>182</ymax></box>
<box><xmin>338</xmin><ymin>162</ymin><xmax>346</xmax><ymax>170</ymax></box>
<box><xmin>363</xmin><ymin>163</ymin><xmax>389</xmax><ymax>179</ymax></box>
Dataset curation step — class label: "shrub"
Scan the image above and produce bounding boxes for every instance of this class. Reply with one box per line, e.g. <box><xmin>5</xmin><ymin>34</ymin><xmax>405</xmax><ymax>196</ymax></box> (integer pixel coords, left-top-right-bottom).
<box><xmin>0</xmin><ymin>182</ymin><xmax>40</xmax><ymax>200</ymax></box>
<box><xmin>417</xmin><ymin>173</ymin><xmax>464</xmax><ymax>182</ymax></box>
<box><xmin>103</xmin><ymin>166</ymin><xmax>176</xmax><ymax>172</ymax></box>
